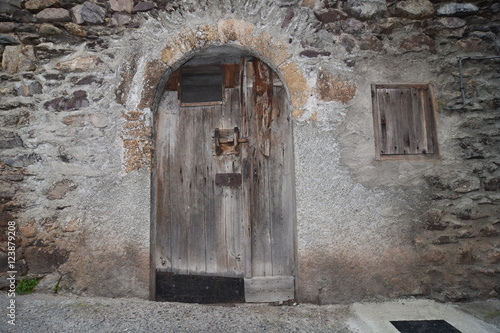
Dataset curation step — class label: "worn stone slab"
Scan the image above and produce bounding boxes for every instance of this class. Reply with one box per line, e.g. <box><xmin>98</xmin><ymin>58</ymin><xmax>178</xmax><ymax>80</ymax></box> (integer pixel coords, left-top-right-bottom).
<box><xmin>64</xmin><ymin>22</ymin><xmax>87</xmax><ymax>37</ymax></box>
<box><xmin>133</xmin><ymin>1</ymin><xmax>155</xmax><ymax>12</ymax></box>
<box><xmin>110</xmin><ymin>0</ymin><xmax>134</xmax><ymax>13</ymax></box>
<box><xmin>437</xmin><ymin>3</ymin><xmax>478</xmax><ymax>17</ymax></box>
<box><xmin>46</xmin><ymin>179</ymin><xmax>77</xmax><ymax>200</ymax></box>
<box><xmin>39</xmin><ymin>23</ymin><xmax>64</xmax><ymax>36</ymax></box>
<box><xmin>25</xmin><ymin>0</ymin><xmax>58</xmax><ymax>10</ymax></box>
<box><xmin>55</xmin><ymin>56</ymin><xmax>98</xmax><ymax>72</ymax></box>
<box><xmin>36</xmin><ymin>8</ymin><xmax>71</xmax><ymax>22</ymax></box>
<box><xmin>110</xmin><ymin>12</ymin><xmax>131</xmax><ymax>27</ymax></box>
<box><xmin>0</xmin><ymin>35</ymin><xmax>19</xmax><ymax>45</ymax></box>
<box><xmin>12</xmin><ymin>9</ymin><xmax>37</xmax><ymax>23</ymax></box>
<box><xmin>345</xmin><ymin>0</ymin><xmax>387</xmax><ymax>20</ymax></box>
<box><xmin>314</xmin><ymin>8</ymin><xmax>348</xmax><ymax>23</ymax></box>
<box><xmin>1</xmin><ymin>44</ymin><xmax>37</xmax><ymax>73</ymax></box>
<box><xmin>0</xmin><ymin>22</ymin><xmax>17</xmax><ymax>33</ymax></box>
<box><xmin>394</xmin><ymin>0</ymin><xmax>434</xmax><ymax>19</ymax></box>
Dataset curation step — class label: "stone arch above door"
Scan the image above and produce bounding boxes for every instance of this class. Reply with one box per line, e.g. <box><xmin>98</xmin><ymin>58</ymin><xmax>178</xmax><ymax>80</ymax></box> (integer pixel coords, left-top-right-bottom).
<box><xmin>139</xmin><ymin>20</ymin><xmax>311</xmax><ymax>116</ymax></box>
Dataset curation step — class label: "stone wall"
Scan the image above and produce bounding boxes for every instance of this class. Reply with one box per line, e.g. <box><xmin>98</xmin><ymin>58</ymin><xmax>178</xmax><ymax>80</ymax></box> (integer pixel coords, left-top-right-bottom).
<box><xmin>0</xmin><ymin>0</ymin><xmax>498</xmax><ymax>303</ymax></box>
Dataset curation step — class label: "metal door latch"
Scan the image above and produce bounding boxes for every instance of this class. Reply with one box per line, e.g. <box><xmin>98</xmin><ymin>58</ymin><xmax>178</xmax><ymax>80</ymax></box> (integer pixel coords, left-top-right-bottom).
<box><xmin>215</xmin><ymin>127</ymin><xmax>248</xmax><ymax>155</ymax></box>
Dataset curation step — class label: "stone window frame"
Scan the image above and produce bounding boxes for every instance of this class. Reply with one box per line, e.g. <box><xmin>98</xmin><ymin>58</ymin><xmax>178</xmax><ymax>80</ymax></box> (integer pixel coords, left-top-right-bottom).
<box><xmin>371</xmin><ymin>83</ymin><xmax>439</xmax><ymax>161</ymax></box>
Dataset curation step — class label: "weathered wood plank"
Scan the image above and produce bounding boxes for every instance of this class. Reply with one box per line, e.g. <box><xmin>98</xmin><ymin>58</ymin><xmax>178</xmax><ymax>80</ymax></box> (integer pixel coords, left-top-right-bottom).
<box><xmin>398</xmin><ymin>88</ymin><xmax>412</xmax><ymax>154</ymax></box>
<box><xmin>221</xmin><ymin>88</ymin><xmax>244</xmax><ymax>276</ymax></box>
<box><xmin>423</xmin><ymin>87</ymin><xmax>437</xmax><ymax>154</ymax></box>
<box><xmin>409</xmin><ymin>88</ymin><xmax>423</xmax><ymax>154</ymax></box>
<box><xmin>244</xmin><ymin>276</ymin><xmax>295</xmax><ymax>302</ymax></box>
<box><xmin>186</xmin><ymin>106</ymin><xmax>208</xmax><ymax>274</ymax></box>
<box><xmin>206</xmin><ymin>103</ymin><xmax>228</xmax><ymax>275</ymax></box>
<box><xmin>171</xmin><ymin>103</ymin><xmax>193</xmax><ymax>274</ymax></box>
<box><xmin>247</xmin><ymin>59</ymin><xmax>274</xmax><ymax>277</ymax></box>
<box><xmin>270</xmin><ymin>87</ymin><xmax>295</xmax><ymax>277</ymax></box>
<box><xmin>164</xmin><ymin>69</ymin><xmax>180</xmax><ymax>92</ymax></box>
<box><xmin>239</xmin><ymin>57</ymin><xmax>253</xmax><ymax>279</ymax></box>
<box><xmin>371</xmin><ymin>85</ymin><xmax>383</xmax><ymax>160</ymax></box>
<box><xmin>248</xmin><ymin>84</ymin><xmax>273</xmax><ymax>277</ymax></box>
<box><xmin>223</xmin><ymin>63</ymin><xmax>240</xmax><ymax>88</ymax></box>
<box><xmin>155</xmin><ymin>91</ymin><xmax>178</xmax><ymax>270</ymax></box>
<box><xmin>252</xmin><ymin>59</ymin><xmax>273</xmax><ymax>157</ymax></box>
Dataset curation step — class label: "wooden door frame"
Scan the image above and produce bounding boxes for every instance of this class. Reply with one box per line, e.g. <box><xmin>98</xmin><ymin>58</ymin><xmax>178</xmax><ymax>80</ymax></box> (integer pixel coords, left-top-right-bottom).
<box><xmin>149</xmin><ymin>50</ymin><xmax>299</xmax><ymax>302</ymax></box>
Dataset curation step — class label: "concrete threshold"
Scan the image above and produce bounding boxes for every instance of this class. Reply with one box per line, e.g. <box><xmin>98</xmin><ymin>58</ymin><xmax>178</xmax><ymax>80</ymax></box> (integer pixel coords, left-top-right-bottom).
<box><xmin>348</xmin><ymin>299</ymin><xmax>500</xmax><ymax>333</ymax></box>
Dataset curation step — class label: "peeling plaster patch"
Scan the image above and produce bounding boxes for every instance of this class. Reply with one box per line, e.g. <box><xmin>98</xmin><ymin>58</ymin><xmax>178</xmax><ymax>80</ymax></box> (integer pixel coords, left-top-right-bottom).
<box><xmin>292</xmin><ymin>108</ymin><xmax>306</xmax><ymax>119</ymax></box>
<box><xmin>139</xmin><ymin>59</ymin><xmax>169</xmax><ymax>109</ymax></box>
<box><xmin>120</xmin><ymin>110</ymin><xmax>153</xmax><ymax>173</ymax></box>
<box><xmin>249</xmin><ymin>32</ymin><xmax>290</xmax><ymax>66</ymax></box>
<box><xmin>46</xmin><ymin>179</ymin><xmax>77</xmax><ymax>200</ymax></box>
<box><xmin>279</xmin><ymin>60</ymin><xmax>310</xmax><ymax>108</ymax></box>
<box><xmin>217</xmin><ymin>19</ymin><xmax>254</xmax><ymax>45</ymax></box>
<box><xmin>116</xmin><ymin>56</ymin><xmax>138</xmax><ymax>105</ymax></box>
<box><xmin>316</xmin><ymin>70</ymin><xmax>356</xmax><ymax>104</ymax></box>
<box><xmin>161</xmin><ymin>25</ymin><xmax>220</xmax><ymax>65</ymax></box>
<box><xmin>308</xmin><ymin>112</ymin><xmax>319</xmax><ymax>122</ymax></box>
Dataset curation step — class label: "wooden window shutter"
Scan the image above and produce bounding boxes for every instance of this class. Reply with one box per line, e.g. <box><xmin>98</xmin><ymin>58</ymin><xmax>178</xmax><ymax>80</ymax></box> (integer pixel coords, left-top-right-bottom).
<box><xmin>371</xmin><ymin>84</ymin><xmax>439</xmax><ymax>160</ymax></box>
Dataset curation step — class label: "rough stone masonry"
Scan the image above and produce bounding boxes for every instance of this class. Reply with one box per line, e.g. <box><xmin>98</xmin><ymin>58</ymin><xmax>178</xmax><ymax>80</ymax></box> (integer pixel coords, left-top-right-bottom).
<box><xmin>0</xmin><ymin>0</ymin><xmax>499</xmax><ymax>304</ymax></box>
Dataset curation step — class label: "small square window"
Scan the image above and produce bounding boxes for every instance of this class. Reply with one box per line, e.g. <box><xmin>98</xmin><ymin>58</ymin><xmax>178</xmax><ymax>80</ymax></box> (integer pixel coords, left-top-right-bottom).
<box><xmin>180</xmin><ymin>65</ymin><xmax>223</xmax><ymax>106</ymax></box>
<box><xmin>371</xmin><ymin>83</ymin><xmax>439</xmax><ymax>160</ymax></box>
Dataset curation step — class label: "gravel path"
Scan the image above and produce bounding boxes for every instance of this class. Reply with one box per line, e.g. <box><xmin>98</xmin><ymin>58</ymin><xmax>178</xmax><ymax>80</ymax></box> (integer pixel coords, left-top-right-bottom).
<box><xmin>1</xmin><ymin>293</ymin><xmax>353</xmax><ymax>333</ymax></box>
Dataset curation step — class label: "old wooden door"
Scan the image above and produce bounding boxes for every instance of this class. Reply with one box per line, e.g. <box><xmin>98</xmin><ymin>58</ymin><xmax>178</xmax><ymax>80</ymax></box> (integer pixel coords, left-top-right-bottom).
<box><xmin>155</xmin><ymin>57</ymin><xmax>295</xmax><ymax>303</ymax></box>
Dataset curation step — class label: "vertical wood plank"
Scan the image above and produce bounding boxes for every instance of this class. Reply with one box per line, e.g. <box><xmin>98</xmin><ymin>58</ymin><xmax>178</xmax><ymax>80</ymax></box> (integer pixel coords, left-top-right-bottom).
<box><xmin>223</xmin><ymin>63</ymin><xmax>240</xmax><ymax>88</ymax></box>
<box><xmin>156</xmin><ymin>91</ymin><xmax>178</xmax><ymax>271</ymax></box>
<box><xmin>240</xmin><ymin>57</ymin><xmax>253</xmax><ymax>279</ymax></box>
<box><xmin>399</xmin><ymin>89</ymin><xmax>412</xmax><ymax>154</ymax></box>
<box><xmin>391</xmin><ymin>88</ymin><xmax>402</xmax><ymax>155</ymax></box>
<box><xmin>371</xmin><ymin>85</ymin><xmax>382</xmax><ymax>160</ymax></box>
<box><xmin>409</xmin><ymin>88</ymin><xmax>423</xmax><ymax>154</ymax></box>
<box><xmin>248</xmin><ymin>64</ymin><xmax>272</xmax><ymax>276</ymax></box>
<box><xmin>185</xmin><ymin>106</ymin><xmax>207</xmax><ymax>274</ymax></box>
<box><xmin>206</xmin><ymin>103</ymin><xmax>228</xmax><ymax>275</ymax></box>
<box><xmin>252</xmin><ymin>59</ymin><xmax>273</xmax><ymax>157</ymax></box>
<box><xmin>425</xmin><ymin>87</ymin><xmax>438</xmax><ymax>155</ymax></box>
<box><xmin>270</xmin><ymin>87</ymin><xmax>294</xmax><ymax>277</ymax></box>
<box><xmin>172</xmin><ymin>103</ymin><xmax>193</xmax><ymax>274</ymax></box>
<box><xmin>223</xmin><ymin>87</ymin><xmax>244</xmax><ymax>276</ymax></box>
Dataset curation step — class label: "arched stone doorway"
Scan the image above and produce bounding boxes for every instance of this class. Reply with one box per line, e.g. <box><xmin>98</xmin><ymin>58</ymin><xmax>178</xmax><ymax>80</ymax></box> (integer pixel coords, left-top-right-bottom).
<box><xmin>152</xmin><ymin>46</ymin><xmax>296</xmax><ymax>303</ymax></box>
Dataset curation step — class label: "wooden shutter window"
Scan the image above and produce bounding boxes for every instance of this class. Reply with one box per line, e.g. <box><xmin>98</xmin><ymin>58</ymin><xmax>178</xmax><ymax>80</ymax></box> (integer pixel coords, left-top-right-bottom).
<box><xmin>371</xmin><ymin>83</ymin><xmax>439</xmax><ymax>160</ymax></box>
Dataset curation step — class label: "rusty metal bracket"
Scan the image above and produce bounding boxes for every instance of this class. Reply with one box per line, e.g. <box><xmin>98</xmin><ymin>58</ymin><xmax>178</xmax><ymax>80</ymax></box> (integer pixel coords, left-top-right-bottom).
<box><xmin>445</xmin><ymin>56</ymin><xmax>500</xmax><ymax>110</ymax></box>
<box><xmin>214</xmin><ymin>127</ymin><xmax>248</xmax><ymax>155</ymax></box>
<box><xmin>215</xmin><ymin>173</ymin><xmax>242</xmax><ymax>187</ymax></box>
